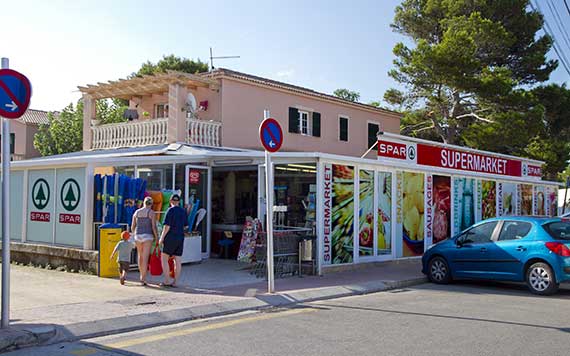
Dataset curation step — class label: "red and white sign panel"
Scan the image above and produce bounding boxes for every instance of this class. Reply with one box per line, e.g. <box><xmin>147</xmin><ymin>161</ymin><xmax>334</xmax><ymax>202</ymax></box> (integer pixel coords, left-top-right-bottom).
<box><xmin>189</xmin><ymin>170</ymin><xmax>201</xmax><ymax>184</ymax></box>
<box><xmin>416</xmin><ymin>144</ymin><xmax>522</xmax><ymax>177</ymax></box>
<box><xmin>59</xmin><ymin>213</ymin><xmax>81</xmax><ymax>224</ymax></box>
<box><xmin>378</xmin><ymin>138</ymin><xmax>541</xmax><ymax>179</ymax></box>
<box><xmin>30</xmin><ymin>212</ymin><xmax>50</xmax><ymax>222</ymax></box>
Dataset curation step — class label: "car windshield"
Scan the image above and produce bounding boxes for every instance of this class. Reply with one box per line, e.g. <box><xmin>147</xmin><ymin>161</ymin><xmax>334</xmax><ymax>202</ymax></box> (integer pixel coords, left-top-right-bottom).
<box><xmin>543</xmin><ymin>221</ymin><xmax>570</xmax><ymax>240</ymax></box>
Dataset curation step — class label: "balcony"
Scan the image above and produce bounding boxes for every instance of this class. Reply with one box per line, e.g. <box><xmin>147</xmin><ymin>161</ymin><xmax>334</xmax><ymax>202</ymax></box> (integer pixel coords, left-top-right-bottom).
<box><xmin>90</xmin><ymin>118</ymin><xmax>221</xmax><ymax>150</ymax></box>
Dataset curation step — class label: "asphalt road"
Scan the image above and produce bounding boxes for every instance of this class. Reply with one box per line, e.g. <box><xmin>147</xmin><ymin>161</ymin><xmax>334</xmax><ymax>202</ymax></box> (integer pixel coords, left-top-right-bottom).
<box><xmin>8</xmin><ymin>281</ymin><xmax>570</xmax><ymax>356</ymax></box>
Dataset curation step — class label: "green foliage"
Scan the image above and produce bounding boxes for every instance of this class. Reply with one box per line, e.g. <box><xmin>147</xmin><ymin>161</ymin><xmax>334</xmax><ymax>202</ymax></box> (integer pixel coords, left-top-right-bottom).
<box><xmin>133</xmin><ymin>54</ymin><xmax>209</xmax><ymax>77</ymax></box>
<box><xmin>34</xmin><ymin>99</ymin><xmax>128</xmax><ymax>156</ymax></box>
<box><xmin>333</xmin><ymin>88</ymin><xmax>361</xmax><ymax>102</ymax></box>
<box><xmin>387</xmin><ymin>0</ymin><xmax>556</xmax><ymax>145</ymax></box>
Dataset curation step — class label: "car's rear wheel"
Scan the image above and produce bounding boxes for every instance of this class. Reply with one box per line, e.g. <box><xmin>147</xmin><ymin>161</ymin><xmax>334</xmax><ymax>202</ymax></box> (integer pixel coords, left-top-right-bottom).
<box><xmin>428</xmin><ymin>256</ymin><xmax>451</xmax><ymax>284</ymax></box>
<box><xmin>526</xmin><ymin>262</ymin><xmax>559</xmax><ymax>295</ymax></box>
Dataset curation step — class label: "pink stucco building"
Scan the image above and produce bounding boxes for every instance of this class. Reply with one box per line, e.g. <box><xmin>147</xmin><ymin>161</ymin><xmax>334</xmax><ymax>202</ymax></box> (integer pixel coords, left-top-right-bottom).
<box><xmin>80</xmin><ymin>68</ymin><xmax>401</xmax><ymax>156</ymax></box>
<box><xmin>1</xmin><ymin>109</ymin><xmax>50</xmax><ymax>161</ymax></box>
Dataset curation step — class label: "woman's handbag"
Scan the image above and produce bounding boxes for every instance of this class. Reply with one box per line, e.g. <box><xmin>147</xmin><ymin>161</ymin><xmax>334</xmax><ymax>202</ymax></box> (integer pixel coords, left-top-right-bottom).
<box><xmin>148</xmin><ymin>241</ymin><xmax>163</xmax><ymax>276</ymax></box>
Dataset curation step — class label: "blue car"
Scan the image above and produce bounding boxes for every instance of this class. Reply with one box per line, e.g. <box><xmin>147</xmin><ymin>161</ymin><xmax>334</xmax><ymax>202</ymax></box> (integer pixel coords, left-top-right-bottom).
<box><xmin>422</xmin><ymin>216</ymin><xmax>570</xmax><ymax>295</ymax></box>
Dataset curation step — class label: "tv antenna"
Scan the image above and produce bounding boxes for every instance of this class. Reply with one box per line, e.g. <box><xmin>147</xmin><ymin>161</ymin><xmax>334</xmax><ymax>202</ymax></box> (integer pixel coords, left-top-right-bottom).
<box><xmin>209</xmin><ymin>47</ymin><xmax>240</xmax><ymax>70</ymax></box>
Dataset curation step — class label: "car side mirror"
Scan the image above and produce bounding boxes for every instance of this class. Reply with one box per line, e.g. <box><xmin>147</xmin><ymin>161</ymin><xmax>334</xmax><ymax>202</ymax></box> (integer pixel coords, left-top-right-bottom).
<box><xmin>456</xmin><ymin>239</ymin><xmax>464</xmax><ymax>247</ymax></box>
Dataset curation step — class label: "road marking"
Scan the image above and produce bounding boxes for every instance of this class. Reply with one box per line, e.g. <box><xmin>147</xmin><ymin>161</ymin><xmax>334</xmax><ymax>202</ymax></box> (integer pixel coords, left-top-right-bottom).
<box><xmin>69</xmin><ymin>348</ymin><xmax>98</xmax><ymax>356</ymax></box>
<box><xmin>104</xmin><ymin>308</ymin><xmax>316</xmax><ymax>349</ymax></box>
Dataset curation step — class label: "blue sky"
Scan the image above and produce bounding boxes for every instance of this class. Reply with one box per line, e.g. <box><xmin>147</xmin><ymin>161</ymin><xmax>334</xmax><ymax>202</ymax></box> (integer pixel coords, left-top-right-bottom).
<box><xmin>2</xmin><ymin>0</ymin><xmax>569</xmax><ymax>111</ymax></box>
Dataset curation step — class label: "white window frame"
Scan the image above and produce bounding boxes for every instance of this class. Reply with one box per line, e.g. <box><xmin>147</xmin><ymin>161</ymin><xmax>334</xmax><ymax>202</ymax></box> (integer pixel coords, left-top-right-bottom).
<box><xmin>338</xmin><ymin>115</ymin><xmax>350</xmax><ymax>142</ymax></box>
<box><xmin>155</xmin><ymin>103</ymin><xmax>169</xmax><ymax>119</ymax></box>
<box><xmin>298</xmin><ymin>110</ymin><xmax>311</xmax><ymax>136</ymax></box>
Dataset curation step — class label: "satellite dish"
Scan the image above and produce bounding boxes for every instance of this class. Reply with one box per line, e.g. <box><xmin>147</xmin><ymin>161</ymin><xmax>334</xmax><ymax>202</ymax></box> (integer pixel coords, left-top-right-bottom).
<box><xmin>186</xmin><ymin>93</ymin><xmax>197</xmax><ymax>113</ymax></box>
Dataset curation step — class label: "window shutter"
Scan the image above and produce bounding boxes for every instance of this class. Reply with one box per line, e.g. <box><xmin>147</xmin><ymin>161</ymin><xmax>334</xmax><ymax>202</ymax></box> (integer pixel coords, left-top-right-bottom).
<box><xmin>312</xmin><ymin>112</ymin><xmax>321</xmax><ymax>137</ymax></box>
<box><xmin>368</xmin><ymin>123</ymin><xmax>379</xmax><ymax>148</ymax></box>
<box><xmin>288</xmin><ymin>107</ymin><xmax>299</xmax><ymax>133</ymax></box>
<box><xmin>339</xmin><ymin>117</ymin><xmax>348</xmax><ymax>141</ymax></box>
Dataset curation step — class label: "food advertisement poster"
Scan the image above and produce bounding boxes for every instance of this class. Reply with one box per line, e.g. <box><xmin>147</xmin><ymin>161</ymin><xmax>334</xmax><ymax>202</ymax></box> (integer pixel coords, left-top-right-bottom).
<box><xmin>481</xmin><ymin>180</ymin><xmax>496</xmax><ymax>219</ymax></box>
<box><xmin>331</xmin><ymin>164</ymin><xmax>355</xmax><ymax>264</ymax></box>
<box><xmin>432</xmin><ymin>175</ymin><xmax>451</xmax><ymax>244</ymax></box>
<box><xmin>453</xmin><ymin>177</ymin><xmax>475</xmax><ymax>234</ymax></box>
<box><xmin>521</xmin><ymin>184</ymin><xmax>533</xmax><ymax>215</ymax></box>
<box><xmin>359</xmin><ymin>170</ymin><xmax>374</xmax><ymax>256</ymax></box>
<box><xmin>534</xmin><ymin>185</ymin><xmax>546</xmax><ymax>216</ymax></box>
<box><xmin>500</xmin><ymin>182</ymin><xmax>517</xmax><ymax>216</ymax></box>
<box><xmin>377</xmin><ymin>172</ymin><xmax>392</xmax><ymax>255</ymax></box>
<box><xmin>546</xmin><ymin>187</ymin><xmax>558</xmax><ymax>216</ymax></box>
<box><xmin>402</xmin><ymin>172</ymin><xmax>425</xmax><ymax>257</ymax></box>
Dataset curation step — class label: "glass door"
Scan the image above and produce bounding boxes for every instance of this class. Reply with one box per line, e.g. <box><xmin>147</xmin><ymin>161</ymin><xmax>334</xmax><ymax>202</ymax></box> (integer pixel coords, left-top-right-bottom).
<box><xmin>185</xmin><ymin>165</ymin><xmax>211</xmax><ymax>258</ymax></box>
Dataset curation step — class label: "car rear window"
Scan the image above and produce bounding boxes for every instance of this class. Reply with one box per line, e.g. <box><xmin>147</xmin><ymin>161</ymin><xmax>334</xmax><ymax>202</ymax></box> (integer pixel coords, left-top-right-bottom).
<box><xmin>543</xmin><ymin>222</ymin><xmax>570</xmax><ymax>240</ymax></box>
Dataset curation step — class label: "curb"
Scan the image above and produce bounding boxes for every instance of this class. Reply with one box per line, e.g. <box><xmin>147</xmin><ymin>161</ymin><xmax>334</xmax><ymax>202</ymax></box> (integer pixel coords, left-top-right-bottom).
<box><xmin>51</xmin><ymin>276</ymin><xmax>427</xmax><ymax>344</ymax></box>
<box><xmin>0</xmin><ymin>324</ymin><xmax>57</xmax><ymax>353</ymax></box>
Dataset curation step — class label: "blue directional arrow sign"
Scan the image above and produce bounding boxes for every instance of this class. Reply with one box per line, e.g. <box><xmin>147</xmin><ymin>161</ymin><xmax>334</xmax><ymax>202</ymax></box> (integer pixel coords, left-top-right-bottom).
<box><xmin>259</xmin><ymin>118</ymin><xmax>283</xmax><ymax>152</ymax></box>
<box><xmin>0</xmin><ymin>69</ymin><xmax>32</xmax><ymax>119</ymax></box>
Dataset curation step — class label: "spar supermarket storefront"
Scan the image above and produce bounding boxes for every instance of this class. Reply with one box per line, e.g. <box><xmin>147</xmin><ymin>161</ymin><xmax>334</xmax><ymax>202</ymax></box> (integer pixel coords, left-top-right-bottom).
<box><xmin>4</xmin><ymin>134</ymin><xmax>560</xmax><ymax>275</ymax></box>
<box><xmin>317</xmin><ymin>133</ymin><xmax>559</xmax><ymax>270</ymax></box>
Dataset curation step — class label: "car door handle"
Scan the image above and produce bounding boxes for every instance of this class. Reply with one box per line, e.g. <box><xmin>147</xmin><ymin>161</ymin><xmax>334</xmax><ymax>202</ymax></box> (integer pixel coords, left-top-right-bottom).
<box><xmin>515</xmin><ymin>246</ymin><xmax>527</xmax><ymax>252</ymax></box>
<box><xmin>480</xmin><ymin>247</ymin><xmax>487</xmax><ymax>252</ymax></box>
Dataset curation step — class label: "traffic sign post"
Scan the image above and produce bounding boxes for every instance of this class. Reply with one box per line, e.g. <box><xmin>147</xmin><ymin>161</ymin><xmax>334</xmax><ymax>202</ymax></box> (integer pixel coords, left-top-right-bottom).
<box><xmin>0</xmin><ymin>58</ymin><xmax>32</xmax><ymax>328</ymax></box>
<box><xmin>259</xmin><ymin>113</ymin><xmax>283</xmax><ymax>294</ymax></box>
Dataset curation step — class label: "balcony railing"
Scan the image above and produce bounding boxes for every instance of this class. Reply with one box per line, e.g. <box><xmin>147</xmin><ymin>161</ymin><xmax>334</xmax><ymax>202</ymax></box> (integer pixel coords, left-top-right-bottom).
<box><xmin>187</xmin><ymin>118</ymin><xmax>222</xmax><ymax>147</ymax></box>
<box><xmin>91</xmin><ymin>118</ymin><xmax>169</xmax><ymax>150</ymax></box>
<box><xmin>90</xmin><ymin>117</ymin><xmax>222</xmax><ymax>150</ymax></box>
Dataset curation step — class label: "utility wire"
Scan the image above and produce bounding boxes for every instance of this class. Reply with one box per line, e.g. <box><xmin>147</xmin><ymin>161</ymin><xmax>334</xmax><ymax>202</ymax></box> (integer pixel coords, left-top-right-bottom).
<box><xmin>547</xmin><ymin>0</ymin><xmax>570</xmax><ymax>51</ymax></box>
<box><xmin>564</xmin><ymin>0</ymin><xmax>570</xmax><ymax>17</ymax></box>
<box><xmin>532</xmin><ymin>1</ymin><xmax>570</xmax><ymax>76</ymax></box>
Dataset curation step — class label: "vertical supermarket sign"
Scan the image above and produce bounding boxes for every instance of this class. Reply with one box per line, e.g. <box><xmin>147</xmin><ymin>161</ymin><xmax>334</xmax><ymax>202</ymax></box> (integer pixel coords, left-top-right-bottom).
<box><xmin>475</xmin><ymin>180</ymin><xmax>483</xmax><ymax>223</ymax></box>
<box><xmin>516</xmin><ymin>184</ymin><xmax>522</xmax><ymax>215</ymax></box>
<box><xmin>424</xmin><ymin>174</ymin><xmax>433</xmax><ymax>247</ymax></box>
<box><xmin>322</xmin><ymin>163</ymin><xmax>333</xmax><ymax>265</ymax></box>
<box><xmin>497</xmin><ymin>182</ymin><xmax>503</xmax><ymax>217</ymax></box>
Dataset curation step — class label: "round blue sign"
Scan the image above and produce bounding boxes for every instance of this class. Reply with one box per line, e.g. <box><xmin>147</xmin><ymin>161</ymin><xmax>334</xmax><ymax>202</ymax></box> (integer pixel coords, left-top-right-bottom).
<box><xmin>0</xmin><ymin>69</ymin><xmax>32</xmax><ymax>119</ymax></box>
<box><xmin>259</xmin><ymin>118</ymin><xmax>283</xmax><ymax>152</ymax></box>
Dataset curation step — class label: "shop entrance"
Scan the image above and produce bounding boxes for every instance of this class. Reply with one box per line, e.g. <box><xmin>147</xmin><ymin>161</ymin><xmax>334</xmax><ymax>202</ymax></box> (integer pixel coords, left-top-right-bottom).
<box><xmin>211</xmin><ymin>166</ymin><xmax>259</xmax><ymax>259</ymax></box>
<box><xmin>184</xmin><ymin>165</ymin><xmax>211</xmax><ymax>259</ymax></box>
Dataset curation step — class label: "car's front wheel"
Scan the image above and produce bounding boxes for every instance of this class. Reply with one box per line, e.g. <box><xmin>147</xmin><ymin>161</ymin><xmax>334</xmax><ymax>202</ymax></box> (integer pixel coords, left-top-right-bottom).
<box><xmin>428</xmin><ymin>256</ymin><xmax>451</xmax><ymax>284</ymax></box>
<box><xmin>526</xmin><ymin>262</ymin><xmax>559</xmax><ymax>295</ymax></box>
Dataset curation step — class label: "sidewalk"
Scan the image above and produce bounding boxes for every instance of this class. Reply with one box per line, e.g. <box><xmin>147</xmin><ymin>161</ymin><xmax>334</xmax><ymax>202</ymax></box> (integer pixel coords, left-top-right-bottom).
<box><xmin>0</xmin><ymin>259</ymin><xmax>425</xmax><ymax>352</ymax></box>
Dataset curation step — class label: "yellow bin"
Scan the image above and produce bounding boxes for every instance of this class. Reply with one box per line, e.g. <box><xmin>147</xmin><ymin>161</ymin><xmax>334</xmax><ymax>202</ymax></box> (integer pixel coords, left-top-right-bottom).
<box><xmin>99</xmin><ymin>223</ymin><xmax>123</xmax><ymax>277</ymax></box>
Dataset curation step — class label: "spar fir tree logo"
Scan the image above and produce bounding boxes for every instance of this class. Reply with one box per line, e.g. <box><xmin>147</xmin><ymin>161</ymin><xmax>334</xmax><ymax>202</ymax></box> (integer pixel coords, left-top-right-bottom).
<box><xmin>60</xmin><ymin>178</ymin><xmax>81</xmax><ymax>212</ymax></box>
<box><xmin>32</xmin><ymin>178</ymin><xmax>50</xmax><ymax>210</ymax></box>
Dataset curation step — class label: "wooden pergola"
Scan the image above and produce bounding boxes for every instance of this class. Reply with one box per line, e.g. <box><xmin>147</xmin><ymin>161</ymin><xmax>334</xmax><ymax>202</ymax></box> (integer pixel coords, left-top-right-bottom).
<box><xmin>78</xmin><ymin>70</ymin><xmax>219</xmax><ymax>99</ymax></box>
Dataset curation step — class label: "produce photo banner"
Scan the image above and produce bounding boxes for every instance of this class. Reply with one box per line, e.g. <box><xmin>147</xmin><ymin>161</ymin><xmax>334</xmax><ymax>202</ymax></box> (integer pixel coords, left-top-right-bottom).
<box><xmin>452</xmin><ymin>177</ymin><xmax>475</xmax><ymax>235</ymax></box>
<box><xmin>431</xmin><ymin>175</ymin><xmax>451</xmax><ymax>244</ymax></box>
<box><xmin>402</xmin><ymin>171</ymin><xmax>425</xmax><ymax>257</ymax></box>
<box><xmin>329</xmin><ymin>164</ymin><xmax>355</xmax><ymax>265</ymax></box>
<box><xmin>534</xmin><ymin>186</ymin><xmax>545</xmax><ymax>216</ymax></box>
<box><xmin>481</xmin><ymin>180</ymin><xmax>497</xmax><ymax>220</ymax></box>
<box><xmin>521</xmin><ymin>184</ymin><xmax>533</xmax><ymax>216</ymax></box>
<box><xmin>498</xmin><ymin>182</ymin><xmax>518</xmax><ymax>217</ymax></box>
<box><xmin>377</xmin><ymin>172</ymin><xmax>392</xmax><ymax>255</ymax></box>
<box><xmin>359</xmin><ymin>170</ymin><xmax>374</xmax><ymax>257</ymax></box>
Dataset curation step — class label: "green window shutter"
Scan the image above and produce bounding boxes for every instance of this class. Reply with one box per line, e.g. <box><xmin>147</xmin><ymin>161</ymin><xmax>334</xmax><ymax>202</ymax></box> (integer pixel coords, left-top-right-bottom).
<box><xmin>368</xmin><ymin>123</ymin><xmax>379</xmax><ymax>148</ymax></box>
<box><xmin>288</xmin><ymin>107</ymin><xmax>299</xmax><ymax>133</ymax></box>
<box><xmin>312</xmin><ymin>112</ymin><xmax>321</xmax><ymax>137</ymax></box>
<box><xmin>339</xmin><ymin>117</ymin><xmax>348</xmax><ymax>141</ymax></box>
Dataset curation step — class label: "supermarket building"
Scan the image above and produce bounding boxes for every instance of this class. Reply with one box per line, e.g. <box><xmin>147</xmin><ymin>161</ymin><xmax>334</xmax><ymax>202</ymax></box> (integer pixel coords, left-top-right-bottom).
<box><xmin>3</xmin><ymin>69</ymin><xmax>559</xmax><ymax>274</ymax></box>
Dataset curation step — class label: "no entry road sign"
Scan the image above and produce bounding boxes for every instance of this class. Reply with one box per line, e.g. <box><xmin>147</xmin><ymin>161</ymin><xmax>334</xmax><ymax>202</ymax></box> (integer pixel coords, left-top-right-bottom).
<box><xmin>0</xmin><ymin>69</ymin><xmax>32</xmax><ymax>119</ymax></box>
<box><xmin>259</xmin><ymin>118</ymin><xmax>283</xmax><ymax>152</ymax></box>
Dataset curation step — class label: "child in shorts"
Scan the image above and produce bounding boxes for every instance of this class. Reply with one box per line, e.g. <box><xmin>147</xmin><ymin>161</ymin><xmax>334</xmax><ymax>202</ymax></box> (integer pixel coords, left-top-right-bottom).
<box><xmin>111</xmin><ymin>231</ymin><xmax>134</xmax><ymax>285</ymax></box>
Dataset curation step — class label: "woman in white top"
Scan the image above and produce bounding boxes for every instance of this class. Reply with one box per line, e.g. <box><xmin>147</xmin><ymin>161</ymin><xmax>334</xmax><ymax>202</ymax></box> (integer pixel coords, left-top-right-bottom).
<box><xmin>131</xmin><ymin>197</ymin><xmax>158</xmax><ymax>285</ymax></box>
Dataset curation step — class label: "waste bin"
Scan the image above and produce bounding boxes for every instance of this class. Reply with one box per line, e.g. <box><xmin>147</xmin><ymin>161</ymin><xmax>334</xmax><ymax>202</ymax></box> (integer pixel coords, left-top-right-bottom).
<box><xmin>99</xmin><ymin>223</ymin><xmax>123</xmax><ymax>277</ymax></box>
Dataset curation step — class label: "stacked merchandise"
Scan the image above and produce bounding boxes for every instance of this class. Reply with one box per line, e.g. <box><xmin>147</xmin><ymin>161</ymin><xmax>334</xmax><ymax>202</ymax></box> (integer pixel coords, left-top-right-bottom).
<box><xmin>94</xmin><ymin>174</ymin><xmax>147</xmax><ymax>225</ymax></box>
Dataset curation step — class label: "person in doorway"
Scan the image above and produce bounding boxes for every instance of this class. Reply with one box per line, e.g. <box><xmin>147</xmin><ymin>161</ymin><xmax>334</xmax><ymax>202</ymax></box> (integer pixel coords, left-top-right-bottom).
<box><xmin>131</xmin><ymin>196</ymin><xmax>158</xmax><ymax>285</ymax></box>
<box><xmin>159</xmin><ymin>194</ymin><xmax>188</xmax><ymax>287</ymax></box>
<box><xmin>111</xmin><ymin>231</ymin><xmax>134</xmax><ymax>285</ymax></box>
